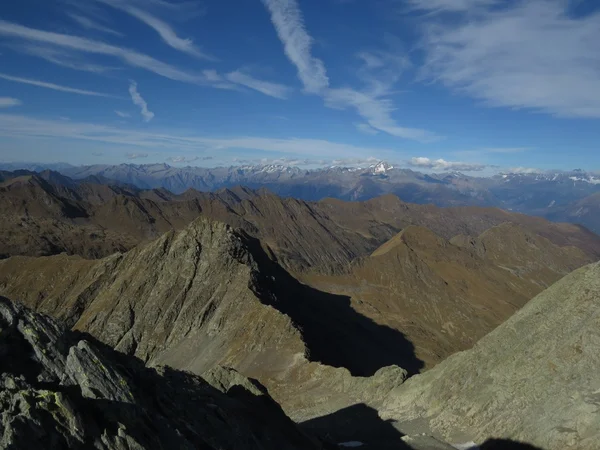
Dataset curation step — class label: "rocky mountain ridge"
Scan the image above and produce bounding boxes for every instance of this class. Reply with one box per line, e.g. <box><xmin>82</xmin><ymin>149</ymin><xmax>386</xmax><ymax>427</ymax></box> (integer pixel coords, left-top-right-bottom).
<box><xmin>5</xmin><ymin>162</ymin><xmax>599</xmax><ymax>231</ymax></box>
<box><xmin>0</xmin><ymin>217</ymin><xmax>413</xmax><ymax>424</ymax></box>
<box><xmin>0</xmin><ymin>295</ymin><xmax>321</xmax><ymax>449</ymax></box>
<box><xmin>380</xmin><ymin>261</ymin><xmax>600</xmax><ymax>449</ymax></box>
<box><xmin>2</xmin><ymin>170</ymin><xmax>599</xmax><ymax>277</ymax></box>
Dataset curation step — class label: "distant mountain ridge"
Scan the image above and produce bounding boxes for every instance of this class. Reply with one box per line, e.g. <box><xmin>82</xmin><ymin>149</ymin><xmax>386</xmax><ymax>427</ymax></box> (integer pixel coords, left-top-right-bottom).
<box><xmin>2</xmin><ymin>168</ymin><xmax>600</xmax><ymax>271</ymax></box>
<box><xmin>3</xmin><ymin>161</ymin><xmax>598</xmax><ymax>232</ymax></box>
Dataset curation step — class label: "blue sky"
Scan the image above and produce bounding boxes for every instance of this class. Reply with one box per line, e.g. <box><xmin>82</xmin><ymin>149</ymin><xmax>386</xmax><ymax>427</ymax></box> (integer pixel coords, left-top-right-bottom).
<box><xmin>0</xmin><ymin>0</ymin><xmax>599</xmax><ymax>174</ymax></box>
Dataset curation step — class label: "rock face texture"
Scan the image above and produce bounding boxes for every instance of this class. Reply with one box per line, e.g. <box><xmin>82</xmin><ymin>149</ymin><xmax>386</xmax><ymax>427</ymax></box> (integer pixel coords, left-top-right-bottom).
<box><xmin>0</xmin><ymin>296</ymin><xmax>320</xmax><ymax>450</ymax></box>
<box><xmin>0</xmin><ymin>217</ymin><xmax>409</xmax><ymax>421</ymax></box>
<box><xmin>0</xmin><ymin>214</ymin><xmax>595</xmax><ymax>417</ymax></box>
<box><xmin>380</xmin><ymin>261</ymin><xmax>600</xmax><ymax>450</ymax></box>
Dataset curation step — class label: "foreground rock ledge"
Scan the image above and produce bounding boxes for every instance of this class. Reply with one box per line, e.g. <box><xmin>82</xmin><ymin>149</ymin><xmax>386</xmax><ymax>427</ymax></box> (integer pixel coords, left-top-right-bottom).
<box><xmin>0</xmin><ymin>296</ymin><xmax>321</xmax><ymax>450</ymax></box>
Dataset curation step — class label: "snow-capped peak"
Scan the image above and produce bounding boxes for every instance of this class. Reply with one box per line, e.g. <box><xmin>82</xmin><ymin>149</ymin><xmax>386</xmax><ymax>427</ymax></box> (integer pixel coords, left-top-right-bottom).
<box><xmin>370</xmin><ymin>161</ymin><xmax>394</xmax><ymax>174</ymax></box>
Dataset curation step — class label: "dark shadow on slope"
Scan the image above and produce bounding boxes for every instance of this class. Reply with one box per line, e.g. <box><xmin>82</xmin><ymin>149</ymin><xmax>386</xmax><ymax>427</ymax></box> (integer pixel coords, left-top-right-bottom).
<box><xmin>241</xmin><ymin>233</ymin><xmax>425</xmax><ymax>377</ymax></box>
<box><xmin>478</xmin><ymin>439</ymin><xmax>546</xmax><ymax>450</ymax></box>
<box><xmin>301</xmin><ymin>403</ymin><xmax>411</xmax><ymax>449</ymax></box>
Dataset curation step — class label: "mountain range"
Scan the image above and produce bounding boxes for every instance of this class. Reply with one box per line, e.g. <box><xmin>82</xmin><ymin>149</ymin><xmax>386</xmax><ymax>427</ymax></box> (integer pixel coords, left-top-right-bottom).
<box><xmin>3</xmin><ymin>161</ymin><xmax>598</xmax><ymax>233</ymax></box>
<box><xmin>1</xmin><ymin>166</ymin><xmax>600</xmax><ymax>449</ymax></box>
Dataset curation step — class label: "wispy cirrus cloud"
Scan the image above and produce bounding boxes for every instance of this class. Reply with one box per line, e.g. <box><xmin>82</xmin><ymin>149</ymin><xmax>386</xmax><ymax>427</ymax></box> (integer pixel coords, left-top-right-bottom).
<box><xmin>408</xmin><ymin>156</ymin><xmax>488</xmax><ymax>172</ymax></box>
<box><xmin>94</xmin><ymin>0</ymin><xmax>212</xmax><ymax>59</ymax></box>
<box><xmin>355</xmin><ymin>123</ymin><xmax>379</xmax><ymax>135</ymax></box>
<box><xmin>115</xmin><ymin>110</ymin><xmax>131</xmax><ymax>118</ymax></box>
<box><xmin>0</xmin><ymin>72</ymin><xmax>118</xmax><ymax>97</ymax></box>
<box><xmin>0</xmin><ymin>19</ymin><xmax>288</xmax><ymax>99</ymax></box>
<box><xmin>128</xmin><ymin>81</ymin><xmax>154</xmax><ymax>122</ymax></box>
<box><xmin>260</xmin><ymin>0</ymin><xmax>329</xmax><ymax>94</ymax></box>
<box><xmin>14</xmin><ymin>44</ymin><xmax>118</xmax><ymax>74</ymax></box>
<box><xmin>225</xmin><ymin>70</ymin><xmax>291</xmax><ymax>99</ymax></box>
<box><xmin>325</xmin><ymin>87</ymin><xmax>439</xmax><ymax>142</ymax></box>
<box><xmin>127</xmin><ymin>153</ymin><xmax>148</xmax><ymax>159</ymax></box>
<box><xmin>260</xmin><ymin>0</ymin><xmax>439</xmax><ymax>141</ymax></box>
<box><xmin>418</xmin><ymin>0</ymin><xmax>600</xmax><ymax>118</ymax></box>
<box><xmin>0</xmin><ymin>113</ymin><xmax>399</xmax><ymax>160</ymax></box>
<box><xmin>0</xmin><ymin>19</ymin><xmax>221</xmax><ymax>86</ymax></box>
<box><xmin>0</xmin><ymin>98</ymin><xmax>21</xmax><ymax>108</ymax></box>
<box><xmin>166</xmin><ymin>155</ymin><xmax>203</xmax><ymax>164</ymax></box>
<box><xmin>67</xmin><ymin>13</ymin><xmax>124</xmax><ymax>37</ymax></box>
<box><xmin>405</xmin><ymin>0</ymin><xmax>498</xmax><ymax>13</ymax></box>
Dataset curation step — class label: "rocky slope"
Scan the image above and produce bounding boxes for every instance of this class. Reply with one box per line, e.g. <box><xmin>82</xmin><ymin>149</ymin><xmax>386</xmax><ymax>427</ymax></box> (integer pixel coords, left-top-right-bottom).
<box><xmin>0</xmin><ymin>217</ymin><xmax>410</xmax><ymax>423</ymax></box>
<box><xmin>0</xmin><ymin>296</ymin><xmax>321</xmax><ymax>449</ymax></box>
<box><xmin>380</xmin><ymin>261</ymin><xmax>600</xmax><ymax>449</ymax></box>
<box><xmin>302</xmin><ymin>222</ymin><xmax>590</xmax><ymax>368</ymax></box>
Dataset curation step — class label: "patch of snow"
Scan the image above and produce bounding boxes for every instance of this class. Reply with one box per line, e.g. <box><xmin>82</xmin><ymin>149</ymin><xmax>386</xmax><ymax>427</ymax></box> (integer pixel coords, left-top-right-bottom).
<box><xmin>338</xmin><ymin>442</ymin><xmax>364</xmax><ymax>448</ymax></box>
<box><xmin>502</xmin><ymin>174</ymin><xmax>508</xmax><ymax>179</ymax></box>
<box><xmin>548</xmin><ymin>200</ymin><xmax>556</xmax><ymax>207</ymax></box>
<box><xmin>452</xmin><ymin>443</ymin><xmax>479</xmax><ymax>450</ymax></box>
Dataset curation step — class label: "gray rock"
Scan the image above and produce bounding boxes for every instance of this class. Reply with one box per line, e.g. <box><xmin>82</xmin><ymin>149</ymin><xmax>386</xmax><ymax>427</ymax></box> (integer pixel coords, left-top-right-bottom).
<box><xmin>381</xmin><ymin>262</ymin><xmax>600</xmax><ymax>450</ymax></box>
<box><xmin>0</xmin><ymin>296</ymin><xmax>321</xmax><ymax>450</ymax></box>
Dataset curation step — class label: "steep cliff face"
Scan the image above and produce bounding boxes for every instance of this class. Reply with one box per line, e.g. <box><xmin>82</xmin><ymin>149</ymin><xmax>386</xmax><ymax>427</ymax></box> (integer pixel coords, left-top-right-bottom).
<box><xmin>380</xmin><ymin>261</ymin><xmax>600</xmax><ymax>450</ymax></box>
<box><xmin>0</xmin><ymin>217</ymin><xmax>409</xmax><ymax>420</ymax></box>
<box><xmin>0</xmin><ymin>296</ymin><xmax>320</xmax><ymax>450</ymax></box>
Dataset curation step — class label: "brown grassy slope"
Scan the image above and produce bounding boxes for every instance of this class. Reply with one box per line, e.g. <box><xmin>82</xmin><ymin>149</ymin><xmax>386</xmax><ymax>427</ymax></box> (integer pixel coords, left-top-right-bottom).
<box><xmin>1</xmin><ymin>173</ymin><xmax>599</xmax><ymax>277</ymax></box>
<box><xmin>302</xmin><ymin>222</ymin><xmax>590</xmax><ymax>368</ymax></box>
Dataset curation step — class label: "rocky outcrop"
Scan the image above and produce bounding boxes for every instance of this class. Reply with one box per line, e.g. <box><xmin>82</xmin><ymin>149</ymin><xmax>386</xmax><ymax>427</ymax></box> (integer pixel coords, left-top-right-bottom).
<box><xmin>380</xmin><ymin>261</ymin><xmax>600</xmax><ymax>449</ymax></box>
<box><xmin>0</xmin><ymin>217</ymin><xmax>411</xmax><ymax>422</ymax></box>
<box><xmin>0</xmin><ymin>296</ymin><xmax>321</xmax><ymax>449</ymax></box>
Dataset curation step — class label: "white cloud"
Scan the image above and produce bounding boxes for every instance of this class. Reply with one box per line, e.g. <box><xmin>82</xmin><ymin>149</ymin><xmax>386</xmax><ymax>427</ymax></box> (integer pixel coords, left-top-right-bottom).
<box><xmin>508</xmin><ymin>167</ymin><xmax>543</xmax><ymax>174</ymax></box>
<box><xmin>260</xmin><ymin>0</ymin><xmax>438</xmax><ymax>141</ymax></box>
<box><xmin>225</xmin><ymin>71</ymin><xmax>290</xmax><ymax>99</ymax></box>
<box><xmin>261</xmin><ymin>0</ymin><xmax>329</xmax><ymax>94</ymax></box>
<box><xmin>0</xmin><ymin>19</ymin><xmax>225</xmax><ymax>86</ymax></box>
<box><xmin>127</xmin><ymin>152</ymin><xmax>148</xmax><ymax>159</ymax></box>
<box><xmin>1</xmin><ymin>20</ymin><xmax>295</xmax><ymax>98</ymax></box>
<box><xmin>115</xmin><ymin>110</ymin><xmax>131</xmax><ymax>118</ymax></box>
<box><xmin>408</xmin><ymin>156</ymin><xmax>488</xmax><ymax>172</ymax></box>
<box><xmin>355</xmin><ymin>123</ymin><xmax>379</xmax><ymax>135</ymax></box>
<box><xmin>406</xmin><ymin>0</ymin><xmax>498</xmax><ymax>13</ymax></box>
<box><xmin>0</xmin><ymin>72</ymin><xmax>117</xmax><ymax>97</ymax></box>
<box><xmin>326</xmin><ymin>88</ymin><xmax>438</xmax><ymax>141</ymax></box>
<box><xmin>419</xmin><ymin>0</ymin><xmax>600</xmax><ymax>118</ymax></box>
<box><xmin>128</xmin><ymin>81</ymin><xmax>154</xmax><ymax>122</ymax></box>
<box><xmin>0</xmin><ymin>113</ymin><xmax>399</xmax><ymax>160</ymax></box>
<box><xmin>166</xmin><ymin>156</ymin><xmax>200</xmax><ymax>163</ymax></box>
<box><xmin>94</xmin><ymin>0</ymin><xmax>212</xmax><ymax>59</ymax></box>
<box><xmin>14</xmin><ymin>44</ymin><xmax>118</xmax><ymax>74</ymax></box>
<box><xmin>67</xmin><ymin>13</ymin><xmax>124</xmax><ymax>37</ymax></box>
<box><xmin>0</xmin><ymin>98</ymin><xmax>21</xmax><ymax>108</ymax></box>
